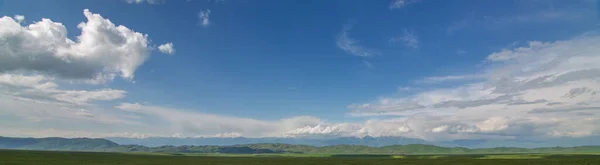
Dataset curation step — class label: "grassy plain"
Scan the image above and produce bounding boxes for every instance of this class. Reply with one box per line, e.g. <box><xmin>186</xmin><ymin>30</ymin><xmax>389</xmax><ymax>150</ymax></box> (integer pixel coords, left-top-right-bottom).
<box><xmin>2</xmin><ymin>149</ymin><xmax>600</xmax><ymax>165</ymax></box>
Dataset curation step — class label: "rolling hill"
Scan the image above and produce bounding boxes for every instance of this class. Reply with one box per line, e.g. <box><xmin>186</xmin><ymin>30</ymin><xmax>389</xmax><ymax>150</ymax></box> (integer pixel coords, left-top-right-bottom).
<box><xmin>2</xmin><ymin>136</ymin><xmax>600</xmax><ymax>154</ymax></box>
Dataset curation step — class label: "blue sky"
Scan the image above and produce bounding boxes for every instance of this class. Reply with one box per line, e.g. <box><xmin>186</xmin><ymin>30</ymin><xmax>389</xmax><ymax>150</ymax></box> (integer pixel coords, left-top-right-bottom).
<box><xmin>1</xmin><ymin>0</ymin><xmax>600</xmax><ymax>142</ymax></box>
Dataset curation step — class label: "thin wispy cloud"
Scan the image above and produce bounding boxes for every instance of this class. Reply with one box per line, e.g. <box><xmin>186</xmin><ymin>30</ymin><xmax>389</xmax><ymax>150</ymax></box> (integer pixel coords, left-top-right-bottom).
<box><xmin>349</xmin><ymin>35</ymin><xmax>600</xmax><ymax>140</ymax></box>
<box><xmin>207</xmin><ymin>0</ymin><xmax>226</xmax><ymax>4</ymax></box>
<box><xmin>363</xmin><ymin>61</ymin><xmax>375</xmax><ymax>69</ymax></box>
<box><xmin>336</xmin><ymin>24</ymin><xmax>374</xmax><ymax>57</ymax></box>
<box><xmin>416</xmin><ymin>74</ymin><xmax>482</xmax><ymax>84</ymax></box>
<box><xmin>198</xmin><ymin>9</ymin><xmax>211</xmax><ymax>27</ymax></box>
<box><xmin>125</xmin><ymin>0</ymin><xmax>164</xmax><ymax>4</ymax></box>
<box><xmin>446</xmin><ymin>1</ymin><xmax>596</xmax><ymax>34</ymax></box>
<box><xmin>389</xmin><ymin>0</ymin><xmax>420</xmax><ymax>10</ymax></box>
<box><xmin>390</xmin><ymin>29</ymin><xmax>419</xmax><ymax>48</ymax></box>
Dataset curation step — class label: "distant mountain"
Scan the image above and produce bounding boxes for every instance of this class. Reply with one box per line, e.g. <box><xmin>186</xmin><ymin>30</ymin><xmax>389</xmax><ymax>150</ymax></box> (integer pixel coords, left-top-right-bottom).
<box><xmin>107</xmin><ymin>136</ymin><xmax>426</xmax><ymax>147</ymax></box>
<box><xmin>107</xmin><ymin>136</ymin><xmax>600</xmax><ymax>148</ymax></box>
<box><xmin>2</xmin><ymin>136</ymin><xmax>600</xmax><ymax>154</ymax></box>
<box><xmin>0</xmin><ymin>136</ymin><xmax>118</xmax><ymax>151</ymax></box>
<box><xmin>108</xmin><ymin>137</ymin><xmax>325</xmax><ymax>147</ymax></box>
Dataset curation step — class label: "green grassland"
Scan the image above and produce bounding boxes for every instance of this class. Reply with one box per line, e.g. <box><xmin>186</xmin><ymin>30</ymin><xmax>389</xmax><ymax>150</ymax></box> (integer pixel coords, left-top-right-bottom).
<box><xmin>2</xmin><ymin>149</ymin><xmax>600</xmax><ymax>165</ymax></box>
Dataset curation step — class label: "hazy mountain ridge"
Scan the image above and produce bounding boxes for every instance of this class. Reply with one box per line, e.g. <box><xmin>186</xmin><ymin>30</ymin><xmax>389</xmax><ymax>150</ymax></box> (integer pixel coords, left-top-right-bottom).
<box><xmin>107</xmin><ymin>136</ymin><xmax>600</xmax><ymax>148</ymax></box>
<box><xmin>2</xmin><ymin>136</ymin><xmax>600</xmax><ymax>154</ymax></box>
<box><xmin>107</xmin><ymin>136</ymin><xmax>427</xmax><ymax>147</ymax></box>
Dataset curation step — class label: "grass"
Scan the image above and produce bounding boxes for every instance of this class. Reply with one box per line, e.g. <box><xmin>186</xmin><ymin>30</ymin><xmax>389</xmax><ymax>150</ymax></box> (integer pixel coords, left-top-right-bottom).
<box><xmin>2</xmin><ymin>149</ymin><xmax>600</xmax><ymax>165</ymax></box>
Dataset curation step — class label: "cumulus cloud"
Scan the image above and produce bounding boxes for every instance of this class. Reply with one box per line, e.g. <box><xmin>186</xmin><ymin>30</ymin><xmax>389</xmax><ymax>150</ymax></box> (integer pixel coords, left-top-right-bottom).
<box><xmin>198</xmin><ymin>9</ymin><xmax>211</xmax><ymax>27</ymax></box>
<box><xmin>390</xmin><ymin>29</ymin><xmax>419</xmax><ymax>48</ymax></box>
<box><xmin>348</xmin><ymin>34</ymin><xmax>600</xmax><ymax>139</ymax></box>
<box><xmin>13</xmin><ymin>15</ymin><xmax>24</xmax><ymax>23</ymax></box>
<box><xmin>0</xmin><ymin>9</ymin><xmax>167</xmax><ymax>82</ymax></box>
<box><xmin>336</xmin><ymin>24</ymin><xmax>374</xmax><ymax>57</ymax></box>
<box><xmin>158</xmin><ymin>43</ymin><xmax>175</xmax><ymax>55</ymax></box>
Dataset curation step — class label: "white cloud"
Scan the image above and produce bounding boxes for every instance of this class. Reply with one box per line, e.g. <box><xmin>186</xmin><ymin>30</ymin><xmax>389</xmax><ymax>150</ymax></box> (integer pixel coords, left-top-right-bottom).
<box><xmin>52</xmin><ymin>89</ymin><xmax>126</xmax><ymax>105</ymax></box>
<box><xmin>0</xmin><ymin>74</ymin><xmax>56</xmax><ymax>89</ymax></box>
<box><xmin>114</xmin><ymin>103</ymin><xmax>329</xmax><ymax>137</ymax></box>
<box><xmin>3</xmin><ymin>8</ymin><xmax>598</xmax><ymax>141</ymax></box>
<box><xmin>199</xmin><ymin>9</ymin><xmax>211</xmax><ymax>27</ymax></box>
<box><xmin>212</xmin><ymin>132</ymin><xmax>242</xmax><ymax>138</ymax></box>
<box><xmin>0</xmin><ymin>74</ymin><xmax>126</xmax><ymax>104</ymax></box>
<box><xmin>390</xmin><ymin>29</ymin><xmax>419</xmax><ymax>48</ymax></box>
<box><xmin>336</xmin><ymin>24</ymin><xmax>374</xmax><ymax>57</ymax></box>
<box><xmin>0</xmin><ymin>73</ymin><xmax>145</xmax><ymax>137</ymax></box>
<box><xmin>398</xmin><ymin>86</ymin><xmax>417</xmax><ymax>92</ymax></box>
<box><xmin>347</xmin><ymin>34</ymin><xmax>600</xmax><ymax>139</ymax></box>
<box><xmin>13</xmin><ymin>15</ymin><xmax>24</xmax><ymax>24</ymax></box>
<box><xmin>417</xmin><ymin>74</ymin><xmax>483</xmax><ymax>84</ymax></box>
<box><xmin>389</xmin><ymin>0</ymin><xmax>420</xmax><ymax>10</ymax></box>
<box><xmin>0</xmin><ymin>9</ymin><xmax>168</xmax><ymax>83</ymax></box>
<box><xmin>125</xmin><ymin>0</ymin><xmax>164</xmax><ymax>4</ymax></box>
<box><xmin>0</xmin><ymin>73</ymin><xmax>126</xmax><ymax>105</ymax></box>
<box><xmin>0</xmin><ymin>127</ymin><xmax>155</xmax><ymax>138</ymax></box>
<box><xmin>158</xmin><ymin>43</ymin><xmax>175</xmax><ymax>55</ymax></box>
<box><xmin>0</xmin><ymin>92</ymin><xmax>133</xmax><ymax>126</ymax></box>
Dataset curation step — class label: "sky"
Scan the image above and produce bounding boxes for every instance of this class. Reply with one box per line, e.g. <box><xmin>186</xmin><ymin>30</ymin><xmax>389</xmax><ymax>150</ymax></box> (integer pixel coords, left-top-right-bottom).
<box><xmin>0</xmin><ymin>0</ymin><xmax>600</xmax><ymax>143</ymax></box>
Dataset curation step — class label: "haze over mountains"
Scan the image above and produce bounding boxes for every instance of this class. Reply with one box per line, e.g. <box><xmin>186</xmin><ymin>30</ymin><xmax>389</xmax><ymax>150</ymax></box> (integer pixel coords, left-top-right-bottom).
<box><xmin>107</xmin><ymin>136</ymin><xmax>600</xmax><ymax>148</ymax></box>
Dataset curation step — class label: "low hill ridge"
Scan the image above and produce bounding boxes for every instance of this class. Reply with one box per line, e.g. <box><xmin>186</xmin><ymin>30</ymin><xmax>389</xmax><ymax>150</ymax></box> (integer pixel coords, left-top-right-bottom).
<box><xmin>2</xmin><ymin>136</ymin><xmax>600</xmax><ymax>154</ymax></box>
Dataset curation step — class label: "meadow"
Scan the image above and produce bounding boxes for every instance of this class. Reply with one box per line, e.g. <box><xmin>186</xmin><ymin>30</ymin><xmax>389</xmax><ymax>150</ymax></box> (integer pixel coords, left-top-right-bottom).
<box><xmin>2</xmin><ymin>149</ymin><xmax>600</xmax><ymax>165</ymax></box>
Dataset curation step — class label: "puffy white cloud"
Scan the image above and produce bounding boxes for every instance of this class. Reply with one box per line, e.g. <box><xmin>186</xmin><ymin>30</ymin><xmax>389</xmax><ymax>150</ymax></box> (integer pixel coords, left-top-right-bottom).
<box><xmin>390</xmin><ymin>29</ymin><xmax>419</xmax><ymax>48</ymax></box>
<box><xmin>199</xmin><ymin>9</ymin><xmax>211</xmax><ymax>27</ymax></box>
<box><xmin>0</xmin><ymin>9</ymin><xmax>167</xmax><ymax>82</ymax></box>
<box><xmin>336</xmin><ymin>24</ymin><xmax>374</xmax><ymax>57</ymax></box>
<box><xmin>348</xmin><ymin>34</ymin><xmax>600</xmax><ymax>139</ymax></box>
<box><xmin>13</xmin><ymin>15</ymin><xmax>24</xmax><ymax>23</ymax></box>
<box><xmin>158</xmin><ymin>43</ymin><xmax>175</xmax><ymax>55</ymax></box>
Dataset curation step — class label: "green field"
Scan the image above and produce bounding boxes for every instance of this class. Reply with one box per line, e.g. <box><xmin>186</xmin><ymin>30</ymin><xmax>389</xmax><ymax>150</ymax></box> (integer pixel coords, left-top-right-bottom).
<box><xmin>2</xmin><ymin>150</ymin><xmax>600</xmax><ymax>165</ymax></box>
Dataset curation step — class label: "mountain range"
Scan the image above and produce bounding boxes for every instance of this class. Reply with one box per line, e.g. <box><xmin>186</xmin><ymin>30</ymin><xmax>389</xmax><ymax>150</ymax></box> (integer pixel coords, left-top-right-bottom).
<box><xmin>2</xmin><ymin>136</ymin><xmax>600</xmax><ymax>154</ymax></box>
<box><xmin>107</xmin><ymin>136</ymin><xmax>600</xmax><ymax>148</ymax></box>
